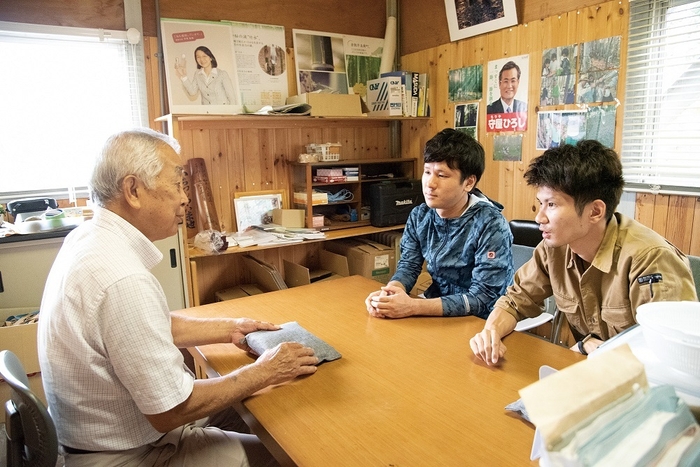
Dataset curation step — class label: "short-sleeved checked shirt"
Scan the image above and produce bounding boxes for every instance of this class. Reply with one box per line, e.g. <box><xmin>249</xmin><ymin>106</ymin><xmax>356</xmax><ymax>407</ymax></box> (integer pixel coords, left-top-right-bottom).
<box><xmin>38</xmin><ymin>208</ymin><xmax>194</xmax><ymax>451</ymax></box>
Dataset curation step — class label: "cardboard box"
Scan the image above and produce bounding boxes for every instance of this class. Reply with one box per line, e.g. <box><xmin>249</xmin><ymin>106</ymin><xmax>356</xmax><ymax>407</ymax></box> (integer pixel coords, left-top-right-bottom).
<box><xmin>241</xmin><ymin>255</ymin><xmax>287</xmax><ymax>292</ymax></box>
<box><xmin>272</xmin><ymin>208</ymin><xmax>305</xmax><ymax>228</ymax></box>
<box><xmin>215</xmin><ymin>284</ymin><xmax>264</xmax><ymax>301</ymax></box>
<box><xmin>283</xmin><ymin>250</ymin><xmax>349</xmax><ymax>288</ymax></box>
<box><xmin>294</xmin><ymin>191</ymin><xmax>328</xmax><ymax>205</ymax></box>
<box><xmin>324</xmin><ymin>238</ymin><xmax>396</xmax><ymax>283</ymax></box>
<box><xmin>0</xmin><ymin>307</ymin><xmax>46</xmax><ymax>405</ymax></box>
<box><xmin>287</xmin><ymin>93</ymin><xmax>364</xmax><ymax>117</ymax></box>
<box><xmin>367</xmin><ymin>77</ymin><xmax>403</xmax><ymax>116</ymax></box>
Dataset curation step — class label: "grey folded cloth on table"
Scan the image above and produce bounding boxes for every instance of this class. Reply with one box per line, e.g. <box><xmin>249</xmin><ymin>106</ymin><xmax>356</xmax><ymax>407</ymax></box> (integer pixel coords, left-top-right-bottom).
<box><xmin>244</xmin><ymin>321</ymin><xmax>341</xmax><ymax>363</ymax></box>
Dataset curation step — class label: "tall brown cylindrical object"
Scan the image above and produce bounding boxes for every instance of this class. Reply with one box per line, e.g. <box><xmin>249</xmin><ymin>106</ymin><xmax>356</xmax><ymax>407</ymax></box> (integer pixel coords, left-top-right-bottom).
<box><xmin>188</xmin><ymin>158</ymin><xmax>221</xmax><ymax>233</ymax></box>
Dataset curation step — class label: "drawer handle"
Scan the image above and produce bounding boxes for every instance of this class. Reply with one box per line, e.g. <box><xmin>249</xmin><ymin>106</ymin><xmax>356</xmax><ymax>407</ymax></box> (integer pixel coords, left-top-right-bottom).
<box><xmin>169</xmin><ymin>249</ymin><xmax>177</xmax><ymax>268</ymax></box>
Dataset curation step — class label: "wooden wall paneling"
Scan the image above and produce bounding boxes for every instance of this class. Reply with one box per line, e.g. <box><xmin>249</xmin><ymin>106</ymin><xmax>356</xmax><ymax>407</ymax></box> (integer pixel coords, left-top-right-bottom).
<box><xmin>242</xmin><ymin>129</ymin><xmax>263</xmax><ymax>193</ymax></box>
<box><xmin>337</xmin><ymin>127</ymin><xmax>356</xmax><ymax>160</ymax></box>
<box><xmin>0</xmin><ymin>0</ymin><xmax>610</xmax><ymax>56</ymax></box>
<box><xmin>156</xmin><ymin>0</ymin><xmax>386</xmax><ymax>51</ymax></box>
<box><xmin>214</xmin><ymin>129</ymin><xmax>237</xmax><ymax>233</ymax></box>
<box><xmin>272</xmin><ymin>128</ymin><xmax>291</xmax><ymax>200</ymax></box>
<box><xmin>690</xmin><ymin>199</ymin><xmax>700</xmax><ymax>256</ymax></box>
<box><xmin>193</xmin><ymin>253</ymin><xmax>245</xmax><ymax>304</ymax></box>
<box><xmin>287</xmin><ymin>49</ymin><xmax>298</xmax><ymax>96</ymax></box>
<box><xmin>510</xmin><ymin>21</ymin><xmax>539</xmax><ymax>219</ymax></box>
<box><xmin>362</xmin><ymin>126</ymin><xmax>382</xmax><ymax>160</ymax></box>
<box><xmin>190</xmin><ymin>129</ymin><xmax>218</xmax><ymax>230</ymax></box>
<box><xmin>634</xmin><ymin>192</ymin><xmax>656</xmax><ymax>226</ymax></box>
<box><xmin>507</xmin><ymin>26</ymin><xmax>529</xmax><ymax>219</ymax></box>
<box><xmin>434</xmin><ymin>44</ymin><xmax>454</xmax><ymax>132</ymax></box>
<box><xmin>400</xmin><ymin>0</ymin><xmax>451</xmax><ymax>56</ymax></box>
<box><xmin>225</xmin><ymin>128</ymin><xmax>247</xmax><ymax>229</ymax></box>
<box><xmin>425</xmin><ymin>48</ymin><xmax>440</xmax><ymax>140</ymax></box>
<box><xmin>610</xmin><ymin>2</ymin><xmax>629</xmax><ymax>154</ymax></box>
<box><xmin>144</xmin><ymin>36</ymin><xmax>164</xmax><ymax>129</ymax></box>
<box><xmin>399</xmin><ymin>121</ymin><xmax>421</xmax><ymax>161</ymax></box>
<box><xmin>258</xmin><ymin>128</ymin><xmax>277</xmax><ymax>193</ymax></box>
<box><xmin>651</xmin><ymin>194</ymin><xmax>670</xmax><ymax>235</ymax></box>
<box><xmin>665</xmin><ymin>195</ymin><xmax>696</xmax><ymax>253</ymax></box>
<box><xmin>482</xmin><ymin>30</ymin><xmax>505</xmax><ymax>208</ymax></box>
<box><xmin>635</xmin><ymin>192</ymin><xmax>699</xmax><ymax>256</ymax></box>
<box><xmin>303</xmin><ymin>127</ymin><xmax>324</xmax><ymax>154</ymax></box>
<box><xmin>0</xmin><ymin>0</ymin><xmax>126</xmax><ymax>31</ymax></box>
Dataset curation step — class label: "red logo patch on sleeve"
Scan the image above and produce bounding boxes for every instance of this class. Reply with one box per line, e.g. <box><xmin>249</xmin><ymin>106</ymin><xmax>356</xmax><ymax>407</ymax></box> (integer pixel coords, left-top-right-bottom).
<box><xmin>487</xmin><ymin>251</ymin><xmax>496</xmax><ymax>259</ymax></box>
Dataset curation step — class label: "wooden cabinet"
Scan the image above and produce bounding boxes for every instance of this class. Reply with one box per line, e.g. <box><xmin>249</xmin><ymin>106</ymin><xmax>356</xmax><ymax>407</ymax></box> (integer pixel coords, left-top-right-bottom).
<box><xmin>160</xmin><ymin>114</ymin><xmax>428</xmax><ymax>306</ymax></box>
<box><xmin>290</xmin><ymin>158</ymin><xmax>418</xmax><ymax>230</ymax></box>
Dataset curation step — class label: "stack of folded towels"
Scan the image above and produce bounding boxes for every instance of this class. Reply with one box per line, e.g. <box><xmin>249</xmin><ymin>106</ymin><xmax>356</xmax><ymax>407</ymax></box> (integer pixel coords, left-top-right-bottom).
<box><xmin>519</xmin><ymin>345</ymin><xmax>699</xmax><ymax>466</ymax></box>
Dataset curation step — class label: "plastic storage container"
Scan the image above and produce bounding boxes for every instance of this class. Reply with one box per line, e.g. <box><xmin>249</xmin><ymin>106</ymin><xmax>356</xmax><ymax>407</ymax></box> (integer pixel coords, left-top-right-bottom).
<box><xmin>636</xmin><ymin>301</ymin><xmax>700</xmax><ymax>378</ymax></box>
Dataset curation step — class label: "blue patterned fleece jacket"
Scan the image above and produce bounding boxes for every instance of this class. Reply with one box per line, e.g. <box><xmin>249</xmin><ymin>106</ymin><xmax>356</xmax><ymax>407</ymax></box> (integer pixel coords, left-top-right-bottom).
<box><xmin>391</xmin><ymin>189</ymin><xmax>514</xmax><ymax>318</ymax></box>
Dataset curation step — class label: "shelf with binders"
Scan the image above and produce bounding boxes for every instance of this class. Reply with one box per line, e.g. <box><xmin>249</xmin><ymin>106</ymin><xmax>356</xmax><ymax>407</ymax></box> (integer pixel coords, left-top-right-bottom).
<box><xmin>290</xmin><ymin>158</ymin><xmax>418</xmax><ymax>230</ymax></box>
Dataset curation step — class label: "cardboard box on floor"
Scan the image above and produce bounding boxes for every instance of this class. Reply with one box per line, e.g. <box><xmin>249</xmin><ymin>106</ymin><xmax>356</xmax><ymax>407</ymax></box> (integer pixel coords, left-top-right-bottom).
<box><xmin>1</xmin><ymin>307</ymin><xmax>46</xmax><ymax>405</ymax></box>
<box><xmin>215</xmin><ymin>284</ymin><xmax>265</xmax><ymax>301</ymax></box>
<box><xmin>284</xmin><ymin>250</ymin><xmax>349</xmax><ymax>287</ymax></box>
<box><xmin>324</xmin><ymin>238</ymin><xmax>396</xmax><ymax>284</ymax></box>
<box><xmin>241</xmin><ymin>255</ymin><xmax>287</xmax><ymax>292</ymax></box>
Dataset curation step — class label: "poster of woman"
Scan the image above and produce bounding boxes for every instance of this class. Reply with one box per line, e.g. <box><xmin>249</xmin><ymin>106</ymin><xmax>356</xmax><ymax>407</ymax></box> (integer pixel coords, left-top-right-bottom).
<box><xmin>161</xmin><ymin>19</ymin><xmax>242</xmax><ymax>115</ymax></box>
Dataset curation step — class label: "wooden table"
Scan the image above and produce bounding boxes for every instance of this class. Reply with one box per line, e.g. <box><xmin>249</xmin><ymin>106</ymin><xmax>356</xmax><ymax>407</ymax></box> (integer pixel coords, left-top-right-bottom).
<box><xmin>181</xmin><ymin>275</ymin><xmax>584</xmax><ymax>466</ymax></box>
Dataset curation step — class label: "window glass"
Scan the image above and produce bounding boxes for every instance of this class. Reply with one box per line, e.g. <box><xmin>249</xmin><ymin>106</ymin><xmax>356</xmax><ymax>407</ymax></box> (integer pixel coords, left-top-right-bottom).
<box><xmin>0</xmin><ymin>22</ymin><xmax>147</xmax><ymax>202</ymax></box>
<box><xmin>621</xmin><ymin>0</ymin><xmax>700</xmax><ymax>195</ymax></box>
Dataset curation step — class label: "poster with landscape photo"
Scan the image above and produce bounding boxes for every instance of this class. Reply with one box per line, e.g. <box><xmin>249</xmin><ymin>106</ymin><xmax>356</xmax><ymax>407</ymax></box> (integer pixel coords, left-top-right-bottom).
<box><xmin>444</xmin><ymin>0</ymin><xmax>517</xmax><ymax>42</ymax></box>
<box><xmin>293</xmin><ymin>29</ymin><xmax>348</xmax><ymax>94</ymax></box>
<box><xmin>449</xmin><ymin>65</ymin><xmax>483</xmax><ymax>102</ymax></box>
<box><xmin>344</xmin><ymin>35</ymin><xmax>384</xmax><ymax>103</ymax></box>
<box><xmin>577</xmin><ymin>36</ymin><xmax>621</xmax><ymax>104</ymax></box>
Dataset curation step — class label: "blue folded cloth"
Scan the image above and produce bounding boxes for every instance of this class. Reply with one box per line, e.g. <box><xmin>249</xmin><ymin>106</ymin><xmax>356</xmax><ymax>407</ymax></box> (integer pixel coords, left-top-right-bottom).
<box><xmin>244</xmin><ymin>321</ymin><xmax>341</xmax><ymax>363</ymax></box>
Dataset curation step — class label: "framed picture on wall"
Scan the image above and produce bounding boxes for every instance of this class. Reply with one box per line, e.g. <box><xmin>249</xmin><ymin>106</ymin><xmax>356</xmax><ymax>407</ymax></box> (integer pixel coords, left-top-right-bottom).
<box><xmin>444</xmin><ymin>0</ymin><xmax>518</xmax><ymax>42</ymax></box>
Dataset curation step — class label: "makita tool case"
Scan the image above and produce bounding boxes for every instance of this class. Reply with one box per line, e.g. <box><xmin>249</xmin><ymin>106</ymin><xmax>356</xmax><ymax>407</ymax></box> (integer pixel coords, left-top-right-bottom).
<box><xmin>369</xmin><ymin>180</ymin><xmax>424</xmax><ymax>227</ymax></box>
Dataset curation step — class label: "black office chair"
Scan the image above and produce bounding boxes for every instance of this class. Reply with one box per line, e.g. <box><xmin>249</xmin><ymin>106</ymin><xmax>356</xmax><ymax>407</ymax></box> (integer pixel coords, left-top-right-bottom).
<box><xmin>508</xmin><ymin>219</ymin><xmax>542</xmax><ymax>248</ymax></box>
<box><xmin>689</xmin><ymin>255</ymin><xmax>700</xmax><ymax>299</ymax></box>
<box><xmin>508</xmin><ymin>220</ymin><xmax>567</xmax><ymax>345</ymax></box>
<box><xmin>0</xmin><ymin>350</ymin><xmax>58</xmax><ymax>467</ymax></box>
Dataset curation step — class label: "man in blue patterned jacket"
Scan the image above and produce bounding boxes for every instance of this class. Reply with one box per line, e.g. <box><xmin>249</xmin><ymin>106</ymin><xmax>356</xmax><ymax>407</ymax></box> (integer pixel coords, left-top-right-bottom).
<box><xmin>365</xmin><ymin>128</ymin><xmax>514</xmax><ymax>318</ymax></box>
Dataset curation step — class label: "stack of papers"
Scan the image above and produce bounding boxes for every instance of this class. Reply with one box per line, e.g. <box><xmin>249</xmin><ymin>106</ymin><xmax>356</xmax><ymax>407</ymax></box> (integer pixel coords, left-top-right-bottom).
<box><xmin>251</xmin><ymin>103</ymin><xmax>312</xmax><ymax>116</ymax></box>
<box><xmin>226</xmin><ymin>226</ymin><xmax>326</xmax><ymax>248</ymax></box>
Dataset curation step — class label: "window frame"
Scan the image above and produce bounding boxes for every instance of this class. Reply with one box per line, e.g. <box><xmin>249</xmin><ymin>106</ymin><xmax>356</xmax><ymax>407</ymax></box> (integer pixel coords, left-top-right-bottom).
<box><xmin>0</xmin><ymin>20</ymin><xmax>148</xmax><ymax>205</ymax></box>
<box><xmin>620</xmin><ymin>0</ymin><xmax>700</xmax><ymax>196</ymax></box>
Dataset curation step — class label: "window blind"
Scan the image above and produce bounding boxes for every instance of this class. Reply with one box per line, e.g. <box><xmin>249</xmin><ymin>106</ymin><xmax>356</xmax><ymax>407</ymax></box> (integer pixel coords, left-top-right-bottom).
<box><xmin>0</xmin><ymin>21</ymin><xmax>148</xmax><ymax>203</ymax></box>
<box><xmin>621</xmin><ymin>0</ymin><xmax>700</xmax><ymax>195</ymax></box>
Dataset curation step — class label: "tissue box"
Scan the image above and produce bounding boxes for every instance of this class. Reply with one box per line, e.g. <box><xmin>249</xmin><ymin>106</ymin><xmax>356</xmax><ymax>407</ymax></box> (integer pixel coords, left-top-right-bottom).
<box><xmin>367</xmin><ymin>77</ymin><xmax>403</xmax><ymax>116</ymax></box>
